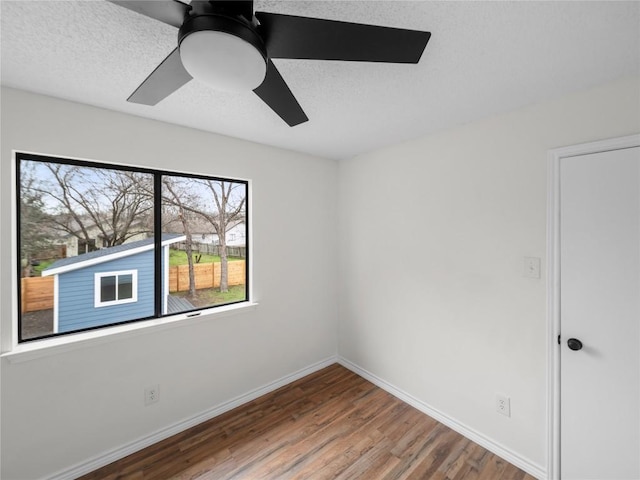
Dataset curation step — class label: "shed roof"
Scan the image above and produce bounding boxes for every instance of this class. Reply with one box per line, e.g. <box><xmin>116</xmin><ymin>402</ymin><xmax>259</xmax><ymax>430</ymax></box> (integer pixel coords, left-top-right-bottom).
<box><xmin>42</xmin><ymin>233</ymin><xmax>185</xmax><ymax>276</ymax></box>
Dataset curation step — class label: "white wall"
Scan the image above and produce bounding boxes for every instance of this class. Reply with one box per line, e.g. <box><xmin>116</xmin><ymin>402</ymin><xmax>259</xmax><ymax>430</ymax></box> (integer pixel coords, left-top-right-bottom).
<box><xmin>3</xmin><ymin>75</ymin><xmax>638</xmax><ymax>480</ymax></box>
<box><xmin>338</xmin><ymin>75</ymin><xmax>640</xmax><ymax>475</ymax></box>
<box><xmin>0</xmin><ymin>88</ymin><xmax>339</xmax><ymax>479</ymax></box>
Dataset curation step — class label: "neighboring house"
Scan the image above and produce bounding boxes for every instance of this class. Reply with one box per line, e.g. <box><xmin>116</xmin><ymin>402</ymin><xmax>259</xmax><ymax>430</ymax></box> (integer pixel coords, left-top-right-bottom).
<box><xmin>49</xmin><ymin>215</ymin><xmax>151</xmax><ymax>257</ymax></box>
<box><xmin>200</xmin><ymin>220</ymin><xmax>246</xmax><ymax>247</ymax></box>
<box><xmin>64</xmin><ymin>228</ymin><xmax>102</xmax><ymax>257</ymax></box>
<box><xmin>62</xmin><ymin>224</ymin><xmax>150</xmax><ymax>257</ymax></box>
<box><xmin>164</xmin><ymin>216</ymin><xmax>246</xmax><ymax>247</ymax></box>
<box><xmin>42</xmin><ymin>234</ymin><xmax>187</xmax><ymax>333</ymax></box>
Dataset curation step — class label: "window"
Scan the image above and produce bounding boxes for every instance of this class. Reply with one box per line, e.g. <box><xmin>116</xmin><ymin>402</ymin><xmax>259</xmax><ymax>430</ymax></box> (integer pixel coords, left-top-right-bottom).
<box><xmin>95</xmin><ymin>271</ymin><xmax>137</xmax><ymax>307</ymax></box>
<box><xmin>17</xmin><ymin>152</ymin><xmax>249</xmax><ymax>342</ymax></box>
<box><xmin>78</xmin><ymin>238</ymin><xmax>97</xmax><ymax>254</ymax></box>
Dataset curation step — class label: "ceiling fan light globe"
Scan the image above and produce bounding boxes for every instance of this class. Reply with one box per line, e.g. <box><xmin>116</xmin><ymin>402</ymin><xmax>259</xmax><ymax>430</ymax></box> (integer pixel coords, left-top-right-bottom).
<box><xmin>180</xmin><ymin>30</ymin><xmax>267</xmax><ymax>92</ymax></box>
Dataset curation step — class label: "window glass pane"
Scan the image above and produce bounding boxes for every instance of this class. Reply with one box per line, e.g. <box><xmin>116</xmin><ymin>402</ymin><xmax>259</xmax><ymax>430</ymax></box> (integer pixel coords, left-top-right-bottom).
<box><xmin>101</xmin><ymin>276</ymin><xmax>117</xmax><ymax>302</ymax></box>
<box><xmin>18</xmin><ymin>156</ymin><xmax>154</xmax><ymax>341</ymax></box>
<box><xmin>118</xmin><ymin>274</ymin><xmax>133</xmax><ymax>300</ymax></box>
<box><xmin>161</xmin><ymin>175</ymin><xmax>248</xmax><ymax>315</ymax></box>
<box><xmin>17</xmin><ymin>152</ymin><xmax>249</xmax><ymax>343</ymax></box>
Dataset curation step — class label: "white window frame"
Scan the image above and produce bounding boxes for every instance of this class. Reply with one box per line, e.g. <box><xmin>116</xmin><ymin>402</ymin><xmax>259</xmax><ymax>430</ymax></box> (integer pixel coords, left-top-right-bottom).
<box><xmin>6</xmin><ymin>150</ymin><xmax>255</xmax><ymax>359</ymax></box>
<box><xmin>94</xmin><ymin>270</ymin><xmax>138</xmax><ymax>308</ymax></box>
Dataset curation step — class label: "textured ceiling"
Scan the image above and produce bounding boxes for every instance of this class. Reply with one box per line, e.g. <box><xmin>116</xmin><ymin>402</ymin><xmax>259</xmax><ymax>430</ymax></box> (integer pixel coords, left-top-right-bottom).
<box><xmin>1</xmin><ymin>0</ymin><xmax>639</xmax><ymax>160</ymax></box>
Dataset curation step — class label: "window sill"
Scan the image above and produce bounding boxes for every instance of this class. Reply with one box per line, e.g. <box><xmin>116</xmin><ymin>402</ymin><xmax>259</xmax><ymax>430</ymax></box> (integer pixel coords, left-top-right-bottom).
<box><xmin>2</xmin><ymin>302</ymin><xmax>258</xmax><ymax>364</ymax></box>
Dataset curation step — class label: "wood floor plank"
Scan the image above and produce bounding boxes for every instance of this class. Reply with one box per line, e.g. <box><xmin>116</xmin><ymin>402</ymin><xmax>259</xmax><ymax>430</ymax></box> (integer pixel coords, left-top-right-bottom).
<box><xmin>476</xmin><ymin>453</ymin><xmax>509</xmax><ymax>480</ymax></box>
<box><xmin>78</xmin><ymin>364</ymin><xmax>537</xmax><ymax>480</ymax></box>
<box><xmin>450</xmin><ymin>442</ymin><xmax>493</xmax><ymax>480</ymax></box>
<box><xmin>429</xmin><ymin>437</ymin><xmax>473</xmax><ymax>480</ymax></box>
<box><xmin>336</xmin><ymin>437</ymin><xmax>401</xmax><ymax>480</ymax></box>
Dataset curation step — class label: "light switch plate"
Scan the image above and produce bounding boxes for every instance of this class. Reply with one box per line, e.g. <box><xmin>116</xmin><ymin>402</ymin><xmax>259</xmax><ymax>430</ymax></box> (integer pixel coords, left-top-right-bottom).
<box><xmin>523</xmin><ymin>257</ymin><xmax>541</xmax><ymax>278</ymax></box>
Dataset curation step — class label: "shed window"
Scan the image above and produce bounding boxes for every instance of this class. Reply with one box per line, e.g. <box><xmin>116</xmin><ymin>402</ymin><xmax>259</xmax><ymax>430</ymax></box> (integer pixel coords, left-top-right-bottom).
<box><xmin>95</xmin><ymin>271</ymin><xmax>137</xmax><ymax>307</ymax></box>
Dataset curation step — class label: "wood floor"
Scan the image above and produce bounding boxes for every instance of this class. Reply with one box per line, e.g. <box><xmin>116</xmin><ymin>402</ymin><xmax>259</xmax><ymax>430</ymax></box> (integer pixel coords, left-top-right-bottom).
<box><xmin>79</xmin><ymin>364</ymin><xmax>536</xmax><ymax>480</ymax></box>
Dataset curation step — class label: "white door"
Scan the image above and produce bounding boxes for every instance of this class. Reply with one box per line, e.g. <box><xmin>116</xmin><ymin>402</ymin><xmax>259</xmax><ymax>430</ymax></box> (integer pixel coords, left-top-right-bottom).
<box><xmin>560</xmin><ymin>145</ymin><xmax>640</xmax><ymax>479</ymax></box>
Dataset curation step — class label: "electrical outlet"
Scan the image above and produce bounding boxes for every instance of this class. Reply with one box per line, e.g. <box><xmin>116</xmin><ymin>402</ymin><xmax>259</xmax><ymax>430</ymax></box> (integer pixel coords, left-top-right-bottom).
<box><xmin>496</xmin><ymin>394</ymin><xmax>510</xmax><ymax>417</ymax></box>
<box><xmin>144</xmin><ymin>385</ymin><xmax>159</xmax><ymax>406</ymax></box>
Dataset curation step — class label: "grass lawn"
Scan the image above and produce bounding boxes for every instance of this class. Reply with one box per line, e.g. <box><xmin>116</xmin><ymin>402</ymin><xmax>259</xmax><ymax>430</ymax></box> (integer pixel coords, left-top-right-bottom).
<box><xmin>169</xmin><ymin>249</ymin><xmax>243</xmax><ymax>266</ymax></box>
<box><xmin>173</xmin><ymin>285</ymin><xmax>246</xmax><ymax>307</ymax></box>
<box><xmin>32</xmin><ymin>259</ymin><xmax>55</xmax><ymax>276</ymax></box>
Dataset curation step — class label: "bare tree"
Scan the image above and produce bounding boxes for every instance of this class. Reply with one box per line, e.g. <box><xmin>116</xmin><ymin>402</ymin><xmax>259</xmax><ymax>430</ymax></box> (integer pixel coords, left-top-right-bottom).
<box><xmin>33</xmin><ymin>163</ymin><xmax>153</xmax><ymax>251</ymax></box>
<box><xmin>19</xmin><ymin>164</ymin><xmax>54</xmax><ymax>276</ymax></box>
<box><xmin>162</xmin><ymin>178</ymin><xmax>198</xmax><ymax>299</ymax></box>
<box><xmin>197</xmin><ymin>180</ymin><xmax>245</xmax><ymax>292</ymax></box>
<box><xmin>172</xmin><ymin>179</ymin><xmax>245</xmax><ymax>292</ymax></box>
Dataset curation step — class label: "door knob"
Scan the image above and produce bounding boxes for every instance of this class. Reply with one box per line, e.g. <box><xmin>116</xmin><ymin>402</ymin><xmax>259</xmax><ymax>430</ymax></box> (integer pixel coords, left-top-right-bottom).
<box><xmin>567</xmin><ymin>338</ymin><xmax>583</xmax><ymax>351</ymax></box>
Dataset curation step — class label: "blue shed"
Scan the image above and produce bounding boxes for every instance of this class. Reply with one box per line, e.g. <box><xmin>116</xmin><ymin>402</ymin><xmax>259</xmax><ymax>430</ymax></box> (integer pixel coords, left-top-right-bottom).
<box><xmin>42</xmin><ymin>234</ymin><xmax>187</xmax><ymax>333</ymax></box>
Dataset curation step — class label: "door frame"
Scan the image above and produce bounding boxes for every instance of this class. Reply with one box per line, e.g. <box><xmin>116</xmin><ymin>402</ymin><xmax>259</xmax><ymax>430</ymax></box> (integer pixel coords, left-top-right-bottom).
<box><xmin>546</xmin><ymin>133</ymin><xmax>640</xmax><ymax>480</ymax></box>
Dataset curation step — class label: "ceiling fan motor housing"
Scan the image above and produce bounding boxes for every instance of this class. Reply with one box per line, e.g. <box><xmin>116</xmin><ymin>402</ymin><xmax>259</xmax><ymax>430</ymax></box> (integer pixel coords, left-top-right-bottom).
<box><xmin>178</xmin><ymin>14</ymin><xmax>268</xmax><ymax>92</ymax></box>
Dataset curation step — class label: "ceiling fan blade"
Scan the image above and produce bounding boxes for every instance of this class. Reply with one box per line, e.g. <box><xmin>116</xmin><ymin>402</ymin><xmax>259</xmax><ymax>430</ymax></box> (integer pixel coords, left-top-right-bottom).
<box><xmin>191</xmin><ymin>0</ymin><xmax>254</xmax><ymax>21</ymax></box>
<box><xmin>220</xmin><ymin>0</ymin><xmax>254</xmax><ymax>20</ymax></box>
<box><xmin>107</xmin><ymin>0</ymin><xmax>190</xmax><ymax>28</ymax></box>
<box><xmin>256</xmin><ymin>12</ymin><xmax>430</xmax><ymax>63</ymax></box>
<box><xmin>128</xmin><ymin>48</ymin><xmax>192</xmax><ymax>105</ymax></box>
<box><xmin>253</xmin><ymin>60</ymin><xmax>308</xmax><ymax>127</ymax></box>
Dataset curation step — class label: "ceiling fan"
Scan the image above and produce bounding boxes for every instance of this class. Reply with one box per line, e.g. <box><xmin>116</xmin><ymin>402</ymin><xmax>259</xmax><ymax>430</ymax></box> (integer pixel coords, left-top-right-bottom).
<box><xmin>108</xmin><ymin>0</ymin><xmax>431</xmax><ymax>126</ymax></box>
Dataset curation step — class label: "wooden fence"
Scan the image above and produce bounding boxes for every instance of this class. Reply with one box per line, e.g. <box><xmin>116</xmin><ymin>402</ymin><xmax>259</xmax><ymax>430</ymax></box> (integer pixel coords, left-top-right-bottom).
<box><xmin>168</xmin><ymin>261</ymin><xmax>245</xmax><ymax>293</ymax></box>
<box><xmin>21</xmin><ymin>276</ymin><xmax>54</xmax><ymax>313</ymax></box>
<box><xmin>20</xmin><ymin>261</ymin><xmax>246</xmax><ymax>313</ymax></box>
<box><xmin>32</xmin><ymin>245</ymin><xmax>66</xmax><ymax>261</ymax></box>
<box><xmin>174</xmin><ymin>242</ymin><xmax>247</xmax><ymax>258</ymax></box>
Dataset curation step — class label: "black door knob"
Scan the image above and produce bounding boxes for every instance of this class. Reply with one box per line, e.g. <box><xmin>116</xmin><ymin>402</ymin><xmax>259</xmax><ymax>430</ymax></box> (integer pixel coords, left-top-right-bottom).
<box><xmin>567</xmin><ymin>338</ymin><xmax>583</xmax><ymax>351</ymax></box>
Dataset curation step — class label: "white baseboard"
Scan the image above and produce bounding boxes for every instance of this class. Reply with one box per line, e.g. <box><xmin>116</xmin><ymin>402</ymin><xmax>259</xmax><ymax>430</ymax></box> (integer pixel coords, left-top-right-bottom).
<box><xmin>337</xmin><ymin>356</ymin><xmax>547</xmax><ymax>480</ymax></box>
<box><xmin>47</xmin><ymin>355</ymin><xmax>338</xmax><ymax>480</ymax></box>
